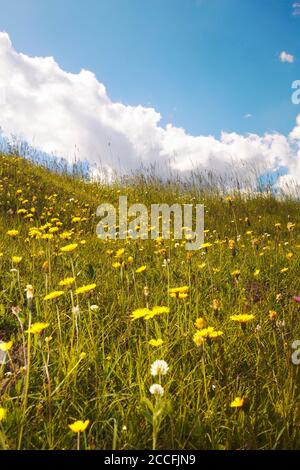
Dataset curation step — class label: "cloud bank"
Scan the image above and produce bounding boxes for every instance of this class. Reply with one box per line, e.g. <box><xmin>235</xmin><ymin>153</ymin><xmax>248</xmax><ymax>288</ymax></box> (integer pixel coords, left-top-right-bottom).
<box><xmin>0</xmin><ymin>31</ymin><xmax>300</xmax><ymax>188</ymax></box>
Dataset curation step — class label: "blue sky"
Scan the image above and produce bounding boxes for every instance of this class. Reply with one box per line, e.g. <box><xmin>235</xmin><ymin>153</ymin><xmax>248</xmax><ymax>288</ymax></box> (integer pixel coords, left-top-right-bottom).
<box><xmin>0</xmin><ymin>0</ymin><xmax>299</xmax><ymax>138</ymax></box>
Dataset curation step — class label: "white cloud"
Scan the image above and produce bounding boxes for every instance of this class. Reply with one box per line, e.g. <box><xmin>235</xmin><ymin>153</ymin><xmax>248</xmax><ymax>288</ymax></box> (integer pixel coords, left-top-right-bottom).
<box><xmin>292</xmin><ymin>2</ymin><xmax>300</xmax><ymax>16</ymax></box>
<box><xmin>279</xmin><ymin>51</ymin><xmax>295</xmax><ymax>63</ymax></box>
<box><xmin>244</xmin><ymin>113</ymin><xmax>252</xmax><ymax>119</ymax></box>
<box><xmin>0</xmin><ymin>31</ymin><xmax>299</xmax><ymax>188</ymax></box>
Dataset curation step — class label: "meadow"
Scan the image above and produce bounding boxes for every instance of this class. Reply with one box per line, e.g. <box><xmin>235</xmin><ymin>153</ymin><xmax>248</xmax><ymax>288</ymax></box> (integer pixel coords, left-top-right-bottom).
<box><xmin>0</xmin><ymin>152</ymin><xmax>300</xmax><ymax>450</ymax></box>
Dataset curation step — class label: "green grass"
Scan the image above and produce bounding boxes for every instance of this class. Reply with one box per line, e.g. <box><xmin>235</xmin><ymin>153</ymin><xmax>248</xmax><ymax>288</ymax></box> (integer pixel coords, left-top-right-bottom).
<box><xmin>0</xmin><ymin>152</ymin><xmax>300</xmax><ymax>450</ymax></box>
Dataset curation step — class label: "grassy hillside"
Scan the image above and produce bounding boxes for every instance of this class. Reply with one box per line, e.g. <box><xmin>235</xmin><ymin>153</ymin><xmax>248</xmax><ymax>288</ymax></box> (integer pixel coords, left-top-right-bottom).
<box><xmin>0</xmin><ymin>152</ymin><xmax>300</xmax><ymax>450</ymax></box>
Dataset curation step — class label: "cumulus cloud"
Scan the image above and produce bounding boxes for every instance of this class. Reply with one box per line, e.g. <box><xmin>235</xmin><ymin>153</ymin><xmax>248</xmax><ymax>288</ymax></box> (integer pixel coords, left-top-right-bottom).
<box><xmin>0</xmin><ymin>31</ymin><xmax>299</xmax><ymax>188</ymax></box>
<box><xmin>292</xmin><ymin>2</ymin><xmax>300</xmax><ymax>16</ymax></box>
<box><xmin>279</xmin><ymin>51</ymin><xmax>295</xmax><ymax>63</ymax></box>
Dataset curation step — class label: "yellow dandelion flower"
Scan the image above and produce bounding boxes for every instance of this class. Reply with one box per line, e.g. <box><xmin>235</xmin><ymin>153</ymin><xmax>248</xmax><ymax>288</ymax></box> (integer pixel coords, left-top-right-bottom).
<box><xmin>0</xmin><ymin>408</ymin><xmax>6</xmax><ymax>422</ymax></box>
<box><xmin>12</xmin><ymin>256</ymin><xmax>22</xmax><ymax>264</ymax></box>
<box><xmin>115</xmin><ymin>248</ymin><xmax>125</xmax><ymax>258</ymax></box>
<box><xmin>149</xmin><ymin>339</ymin><xmax>164</xmax><ymax>347</ymax></box>
<box><xmin>26</xmin><ymin>322</ymin><xmax>49</xmax><ymax>334</ymax></box>
<box><xmin>135</xmin><ymin>265</ymin><xmax>147</xmax><ymax>273</ymax></box>
<box><xmin>68</xmin><ymin>420</ymin><xmax>90</xmax><ymax>433</ymax></box>
<box><xmin>269</xmin><ymin>310</ymin><xmax>277</xmax><ymax>320</ymax></box>
<box><xmin>280</xmin><ymin>267</ymin><xmax>289</xmax><ymax>273</ymax></box>
<box><xmin>130</xmin><ymin>308</ymin><xmax>151</xmax><ymax>321</ymax></box>
<box><xmin>59</xmin><ymin>277</ymin><xmax>75</xmax><ymax>287</ymax></box>
<box><xmin>230</xmin><ymin>397</ymin><xmax>244</xmax><ymax>408</ymax></box>
<box><xmin>60</xmin><ymin>243</ymin><xmax>78</xmax><ymax>253</ymax></box>
<box><xmin>230</xmin><ymin>314</ymin><xmax>255</xmax><ymax>324</ymax></box>
<box><xmin>145</xmin><ymin>306</ymin><xmax>170</xmax><ymax>319</ymax></box>
<box><xmin>112</xmin><ymin>262</ymin><xmax>122</xmax><ymax>268</ymax></box>
<box><xmin>0</xmin><ymin>341</ymin><xmax>13</xmax><ymax>352</ymax></box>
<box><xmin>44</xmin><ymin>291</ymin><xmax>65</xmax><ymax>301</ymax></box>
<box><xmin>7</xmin><ymin>229</ymin><xmax>19</xmax><ymax>238</ymax></box>
<box><xmin>195</xmin><ymin>317</ymin><xmax>206</xmax><ymax>329</ymax></box>
<box><xmin>75</xmin><ymin>284</ymin><xmax>96</xmax><ymax>295</ymax></box>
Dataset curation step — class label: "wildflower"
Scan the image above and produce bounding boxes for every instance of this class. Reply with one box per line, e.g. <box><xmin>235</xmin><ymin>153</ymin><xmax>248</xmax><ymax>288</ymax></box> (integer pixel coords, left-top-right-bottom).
<box><xmin>280</xmin><ymin>267</ymin><xmax>289</xmax><ymax>273</ymax></box>
<box><xmin>229</xmin><ymin>239</ymin><xmax>236</xmax><ymax>256</ymax></box>
<box><xmin>12</xmin><ymin>256</ymin><xmax>22</xmax><ymax>264</ymax></box>
<box><xmin>287</xmin><ymin>222</ymin><xmax>295</xmax><ymax>231</ymax></box>
<box><xmin>44</xmin><ymin>291</ymin><xmax>64</xmax><ymax>301</ymax></box>
<box><xmin>193</xmin><ymin>327</ymin><xmax>224</xmax><ymax>344</ymax></box>
<box><xmin>68</xmin><ymin>420</ymin><xmax>90</xmax><ymax>433</ymax></box>
<box><xmin>212</xmin><ymin>299</ymin><xmax>220</xmax><ymax>314</ymax></box>
<box><xmin>193</xmin><ymin>332</ymin><xmax>205</xmax><ymax>348</ymax></box>
<box><xmin>26</xmin><ymin>322</ymin><xmax>49</xmax><ymax>334</ymax></box>
<box><xmin>135</xmin><ymin>265</ymin><xmax>147</xmax><ymax>273</ymax></box>
<box><xmin>25</xmin><ymin>284</ymin><xmax>34</xmax><ymax>302</ymax></box>
<box><xmin>150</xmin><ymin>360</ymin><xmax>169</xmax><ymax>377</ymax></box>
<box><xmin>195</xmin><ymin>317</ymin><xmax>206</xmax><ymax>329</ymax></box>
<box><xmin>59</xmin><ymin>277</ymin><xmax>75</xmax><ymax>287</ymax></box>
<box><xmin>0</xmin><ymin>408</ymin><xmax>6</xmax><ymax>422</ymax></box>
<box><xmin>112</xmin><ymin>262</ymin><xmax>122</xmax><ymax>268</ymax></box>
<box><xmin>7</xmin><ymin>229</ymin><xmax>19</xmax><ymax>238</ymax></box>
<box><xmin>269</xmin><ymin>310</ymin><xmax>277</xmax><ymax>320</ymax></box>
<box><xmin>149</xmin><ymin>339</ymin><xmax>163</xmax><ymax>347</ymax></box>
<box><xmin>90</xmin><ymin>304</ymin><xmax>100</xmax><ymax>312</ymax></box>
<box><xmin>275</xmin><ymin>223</ymin><xmax>282</xmax><ymax>230</ymax></box>
<box><xmin>60</xmin><ymin>243</ymin><xmax>78</xmax><ymax>253</ymax></box>
<box><xmin>145</xmin><ymin>306</ymin><xmax>169</xmax><ymax>319</ymax></box>
<box><xmin>230</xmin><ymin>397</ymin><xmax>244</xmax><ymax>408</ymax></box>
<box><xmin>0</xmin><ymin>341</ymin><xmax>13</xmax><ymax>352</ymax></box>
<box><xmin>127</xmin><ymin>256</ymin><xmax>134</xmax><ymax>264</ymax></box>
<box><xmin>169</xmin><ymin>286</ymin><xmax>189</xmax><ymax>298</ymax></box>
<box><xmin>71</xmin><ymin>217</ymin><xmax>82</xmax><ymax>223</ymax></box>
<box><xmin>231</xmin><ymin>269</ymin><xmax>241</xmax><ymax>279</ymax></box>
<box><xmin>230</xmin><ymin>314</ymin><xmax>255</xmax><ymax>330</ymax></box>
<box><xmin>254</xmin><ymin>269</ymin><xmax>260</xmax><ymax>277</ymax></box>
<box><xmin>143</xmin><ymin>285</ymin><xmax>149</xmax><ymax>299</ymax></box>
<box><xmin>75</xmin><ymin>284</ymin><xmax>96</xmax><ymax>295</ymax></box>
<box><xmin>149</xmin><ymin>384</ymin><xmax>164</xmax><ymax>397</ymax></box>
<box><xmin>130</xmin><ymin>308</ymin><xmax>151</xmax><ymax>321</ymax></box>
<box><xmin>115</xmin><ymin>248</ymin><xmax>125</xmax><ymax>259</ymax></box>
<box><xmin>292</xmin><ymin>296</ymin><xmax>300</xmax><ymax>303</ymax></box>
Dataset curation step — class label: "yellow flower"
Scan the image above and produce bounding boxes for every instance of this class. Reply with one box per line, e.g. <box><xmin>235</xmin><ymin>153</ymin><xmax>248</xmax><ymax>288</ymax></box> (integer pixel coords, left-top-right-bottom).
<box><xmin>193</xmin><ymin>331</ymin><xmax>205</xmax><ymax>347</ymax></box>
<box><xmin>0</xmin><ymin>408</ymin><xmax>6</xmax><ymax>422</ymax></box>
<box><xmin>254</xmin><ymin>269</ymin><xmax>260</xmax><ymax>277</ymax></box>
<box><xmin>170</xmin><ymin>292</ymin><xmax>188</xmax><ymax>299</ymax></box>
<box><xmin>230</xmin><ymin>314</ymin><xmax>255</xmax><ymax>324</ymax></box>
<box><xmin>269</xmin><ymin>310</ymin><xmax>277</xmax><ymax>320</ymax></box>
<box><xmin>75</xmin><ymin>284</ymin><xmax>96</xmax><ymax>295</ymax></box>
<box><xmin>112</xmin><ymin>262</ymin><xmax>122</xmax><ymax>268</ymax></box>
<box><xmin>195</xmin><ymin>317</ymin><xmax>206</xmax><ymax>329</ymax></box>
<box><xmin>280</xmin><ymin>267</ymin><xmax>289</xmax><ymax>273</ymax></box>
<box><xmin>60</xmin><ymin>243</ymin><xmax>78</xmax><ymax>253</ymax></box>
<box><xmin>230</xmin><ymin>397</ymin><xmax>244</xmax><ymax>408</ymax></box>
<box><xmin>59</xmin><ymin>277</ymin><xmax>75</xmax><ymax>287</ymax></box>
<box><xmin>44</xmin><ymin>290</ymin><xmax>64</xmax><ymax>301</ymax></box>
<box><xmin>115</xmin><ymin>248</ymin><xmax>125</xmax><ymax>259</ymax></box>
<box><xmin>71</xmin><ymin>217</ymin><xmax>82</xmax><ymax>223</ymax></box>
<box><xmin>230</xmin><ymin>269</ymin><xmax>241</xmax><ymax>278</ymax></box>
<box><xmin>26</xmin><ymin>322</ymin><xmax>49</xmax><ymax>334</ymax></box>
<box><xmin>0</xmin><ymin>341</ymin><xmax>13</xmax><ymax>352</ymax></box>
<box><xmin>7</xmin><ymin>229</ymin><xmax>19</xmax><ymax>238</ymax></box>
<box><xmin>130</xmin><ymin>308</ymin><xmax>151</xmax><ymax>321</ymax></box>
<box><xmin>60</xmin><ymin>231</ymin><xmax>73</xmax><ymax>240</ymax></box>
<box><xmin>145</xmin><ymin>306</ymin><xmax>170</xmax><ymax>319</ymax></box>
<box><xmin>12</xmin><ymin>256</ymin><xmax>22</xmax><ymax>264</ymax></box>
<box><xmin>135</xmin><ymin>265</ymin><xmax>147</xmax><ymax>273</ymax></box>
<box><xmin>68</xmin><ymin>420</ymin><xmax>90</xmax><ymax>433</ymax></box>
<box><xmin>201</xmin><ymin>242</ymin><xmax>213</xmax><ymax>249</ymax></box>
<box><xmin>149</xmin><ymin>339</ymin><xmax>163</xmax><ymax>347</ymax></box>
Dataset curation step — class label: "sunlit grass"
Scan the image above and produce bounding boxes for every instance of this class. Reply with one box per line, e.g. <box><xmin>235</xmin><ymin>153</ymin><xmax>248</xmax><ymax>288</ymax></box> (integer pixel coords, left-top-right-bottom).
<box><xmin>0</xmin><ymin>152</ymin><xmax>300</xmax><ymax>449</ymax></box>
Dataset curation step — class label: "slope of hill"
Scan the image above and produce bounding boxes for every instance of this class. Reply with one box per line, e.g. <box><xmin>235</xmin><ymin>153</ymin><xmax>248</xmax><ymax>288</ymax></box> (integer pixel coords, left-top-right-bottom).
<box><xmin>0</xmin><ymin>152</ymin><xmax>300</xmax><ymax>450</ymax></box>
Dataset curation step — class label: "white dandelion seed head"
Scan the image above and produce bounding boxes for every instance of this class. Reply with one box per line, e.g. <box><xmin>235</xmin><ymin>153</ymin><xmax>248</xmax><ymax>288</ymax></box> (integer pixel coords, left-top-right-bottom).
<box><xmin>149</xmin><ymin>383</ymin><xmax>164</xmax><ymax>397</ymax></box>
<box><xmin>150</xmin><ymin>360</ymin><xmax>169</xmax><ymax>377</ymax></box>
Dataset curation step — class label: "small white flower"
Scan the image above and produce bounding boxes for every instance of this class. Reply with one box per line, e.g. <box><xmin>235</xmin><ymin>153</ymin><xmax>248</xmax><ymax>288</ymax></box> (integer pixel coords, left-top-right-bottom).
<box><xmin>90</xmin><ymin>304</ymin><xmax>99</xmax><ymax>312</ymax></box>
<box><xmin>149</xmin><ymin>383</ymin><xmax>164</xmax><ymax>397</ymax></box>
<box><xmin>72</xmin><ymin>305</ymin><xmax>80</xmax><ymax>315</ymax></box>
<box><xmin>150</xmin><ymin>360</ymin><xmax>169</xmax><ymax>377</ymax></box>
